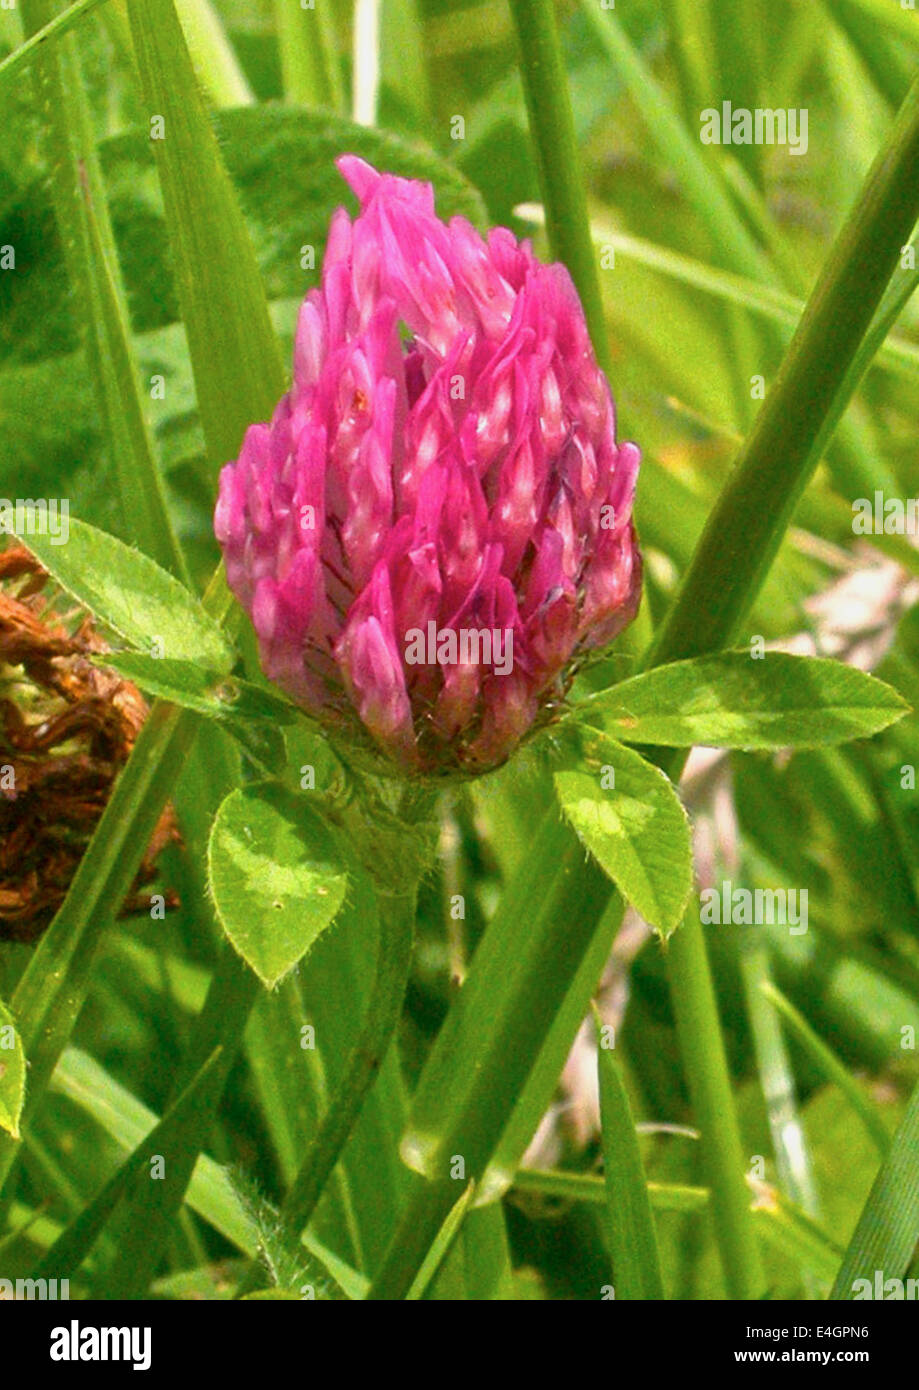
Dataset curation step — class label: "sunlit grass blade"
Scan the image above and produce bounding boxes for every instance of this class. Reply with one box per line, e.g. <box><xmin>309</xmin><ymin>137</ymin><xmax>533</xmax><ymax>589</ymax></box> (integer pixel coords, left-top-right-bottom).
<box><xmin>461</xmin><ymin>1205</ymin><xmax>513</xmax><ymax>1301</ymax></box>
<box><xmin>0</xmin><ymin>0</ymin><xmax>104</xmax><ymax>84</ymax></box>
<box><xmin>739</xmin><ymin>938</ymin><xmax>820</xmax><ymax>1277</ymax></box>
<box><xmin>828</xmin><ymin>0</ymin><xmax>916</xmax><ymax>108</ymax></box>
<box><xmin>477</xmin><ymin>891</ymin><xmax>621</xmax><ymax>1206</ymax></box>
<box><xmin>173</xmin><ymin>0</ymin><xmax>254</xmax><ymax>107</ymax></box>
<box><xmin>830</xmin><ymin>1076</ymin><xmax>919</xmax><ymax>1299</ymax></box>
<box><xmin>507</xmin><ymin>0</ymin><xmax>610</xmax><ymax>372</ymax></box>
<box><xmin>352</xmin><ymin>0</ymin><xmax>381</xmax><ymax>127</ymax></box>
<box><xmin>405</xmin><ymin>1182</ymin><xmax>476</xmax><ymax>1301</ymax></box>
<box><xmin>594</xmin><ymin>1007</ymin><xmax>665</xmax><ymax>1300</ymax></box>
<box><xmin>511</xmin><ymin>1167</ymin><xmax>843</xmax><ymax>1284</ymax></box>
<box><xmin>578</xmin><ymin>0</ymin><xmax>768</xmax><ymax>282</ymax></box>
<box><xmin>512</xmin><ymin>1168</ymin><xmax>709</xmax><ymax>1214</ymax></box>
<box><xmin>711</xmin><ymin>0</ymin><xmax>764</xmax><ymax>186</ymax></box>
<box><xmin>645</xmin><ymin>77</ymin><xmax>919</xmax><ymax>669</ymax></box>
<box><xmin>761</xmin><ymin>982</ymin><xmax>891</xmax><ymax>1157</ymax></box>
<box><xmin>381</xmin><ymin>0</ymin><xmax>430</xmax><ymax>124</ymax></box>
<box><xmin>660</xmin><ymin>0</ymin><xmax>716</xmax><ymax>126</ymax></box>
<box><xmin>273</xmin><ymin>0</ymin><xmax>344</xmax><ymax>110</ymax></box>
<box><xmin>125</xmin><ymin>0</ymin><xmax>285</xmax><ymax>470</ymax></box>
<box><xmin>839</xmin><ymin>0</ymin><xmax>919</xmax><ymax>48</ymax></box>
<box><xmin>19</xmin><ymin>0</ymin><xmax>188</xmax><ymax>579</ymax></box>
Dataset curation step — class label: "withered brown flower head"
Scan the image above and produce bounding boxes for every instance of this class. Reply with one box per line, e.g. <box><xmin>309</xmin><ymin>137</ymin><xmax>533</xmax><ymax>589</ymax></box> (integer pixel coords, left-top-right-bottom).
<box><xmin>0</xmin><ymin>544</ymin><xmax>179</xmax><ymax>942</ymax></box>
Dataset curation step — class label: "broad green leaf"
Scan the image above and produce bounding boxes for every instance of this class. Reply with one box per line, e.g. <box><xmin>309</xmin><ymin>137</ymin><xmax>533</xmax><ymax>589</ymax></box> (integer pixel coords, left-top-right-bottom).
<box><xmin>208</xmin><ymin>785</ymin><xmax>349</xmax><ymax>989</ymax></box>
<box><xmin>98</xmin><ymin>653</ymin><xmax>296</xmax><ymax>724</ymax></box>
<box><xmin>553</xmin><ymin>730</ymin><xmax>693</xmax><ymax>938</ymax></box>
<box><xmin>12</xmin><ymin>515</ymin><xmax>234</xmax><ymax>670</ymax></box>
<box><xmin>0</xmin><ymin>999</ymin><xmax>25</xmax><ymax>1140</ymax></box>
<box><xmin>831</xmin><ymin>1076</ymin><xmax>919</xmax><ymax>1299</ymax></box>
<box><xmin>96</xmin><ymin>653</ymin><xmax>297</xmax><ymax>773</ymax></box>
<box><xmin>579</xmin><ymin>652</ymin><xmax>909</xmax><ymax>750</ymax></box>
<box><xmin>595</xmin><ymin>1011</ymin><xmax>665</xmax><ymax>1300</ymax></box>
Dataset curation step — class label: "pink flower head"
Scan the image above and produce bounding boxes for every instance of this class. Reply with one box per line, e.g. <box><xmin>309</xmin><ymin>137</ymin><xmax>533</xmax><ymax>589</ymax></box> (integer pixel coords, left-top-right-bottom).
<box><xmin>215</xmin><ymin>157</ymin><xmax>641</xmax><ymax>775</ymax></box>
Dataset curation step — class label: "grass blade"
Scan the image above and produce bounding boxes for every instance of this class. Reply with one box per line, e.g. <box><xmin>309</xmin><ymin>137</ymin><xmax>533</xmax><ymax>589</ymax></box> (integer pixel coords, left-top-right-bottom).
<box><xmin>739</xmin><ymin>939</ymin><xmax>820</xmax><ymax>1288</ymax></box>
<box><xmin>274</xmin><ymin>0</ymin><xmax>344</xmax><ymax>110</ymax></box>
<box><xmin>125</xmin><ymin>0</ymin><xmax>286</xmax><ymax>470</ymax></box>
<box><xmin>173</xmin><ymin>0</ymin><xmax>254</xmax><ymax>107</ymax></box>
<box><xmin>761</xmin><ymin>982</ymin><xmax>891</xmax><ymax>1157</ymax></box>
<box><xmin>405</xmin><ymin>1183</ymin><xmax>476</xmax><ymax>1301</ymax></box>
<box><xmin>50</xmin><ymin>1047</ymin><xmax>368</xmax><ymax>1299</ymax></box>
<box><xmin>30</xmin><ymin>1046</ymin><xmax>224</xmax><ymax>1285</ymax></box>
<box><xmin>0</xmin><ymin>0</ymin><xmax>105</xmax><ymax>84</ymax></box>
<box><xmin>831</xmin><ymin>1077</ymin><xmax>919</xmax><ymax>1299</ymax></box>
<box><xmin>594</xmin><ymin>1007</ymin><xmax>665</xmax><ymax>1300</ymax></box>
<box><xmin>20</xmin><ymin>0</ymin><xmax>189</xmax><ymax>579</ymax></box>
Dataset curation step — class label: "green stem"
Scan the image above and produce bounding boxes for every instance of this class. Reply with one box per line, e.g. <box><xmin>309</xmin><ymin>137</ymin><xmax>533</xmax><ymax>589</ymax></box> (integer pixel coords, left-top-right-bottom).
<box><xmin>237</xmin><ymin>884</ymin><xmax>418</xmax><ymax>1295</ymax></box>
<box><xmin>508</xmin><ymin>0</ymin><xmax>610</xmax><ymax>374</ymax></box>
<box><xmin>367</xmin><ymin>813</ymin><xmax>612</xmax><ymax>1299</ymax></box>
<box><xmin>664</xmin><ymin>915</ymin><xmax>765</xmax><ymax>1296</ymax></box>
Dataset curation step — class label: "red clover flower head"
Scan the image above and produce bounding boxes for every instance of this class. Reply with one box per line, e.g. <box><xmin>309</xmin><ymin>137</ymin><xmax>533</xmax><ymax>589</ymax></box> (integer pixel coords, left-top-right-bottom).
<box><xmin>215</xmin><ymin>157</ymin><xmax>641</xmax><ymax>776</ymax></box>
